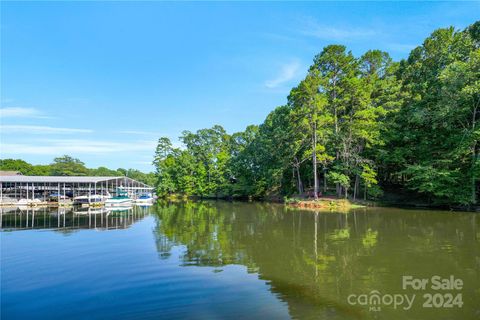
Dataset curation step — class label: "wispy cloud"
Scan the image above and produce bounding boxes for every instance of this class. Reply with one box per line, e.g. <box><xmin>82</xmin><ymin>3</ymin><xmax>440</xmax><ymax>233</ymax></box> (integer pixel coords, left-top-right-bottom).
<box><xmin>1</xmin><ymin>139</ymin><xmax>156</xmax><ymax>155</ymax></box>
<box><xmin>0</xmin><ymin>107</ymin><xmax>48</xmax><ymax>119</ymax></box>
<box><xmin>265</xmin><ymin>60</ymin><xmax>302</xmax><ymax>89</ymax></box>
<box><xmin>1</xmin><ymin>125</ymin><xmax>93</xmax><ymax>134</ymax></box>
<box><xmin>300</xmin><ymin>18</ymin><xmax>378</xmax><ymax>41</ymax></box>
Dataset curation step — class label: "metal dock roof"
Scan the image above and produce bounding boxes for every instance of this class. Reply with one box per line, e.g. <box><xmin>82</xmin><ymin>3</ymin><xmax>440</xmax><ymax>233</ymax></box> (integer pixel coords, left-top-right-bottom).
<box><xmin>0</xmin><ymin>175</ymin><xmax>152</xmax><ymax>187</ymax></box>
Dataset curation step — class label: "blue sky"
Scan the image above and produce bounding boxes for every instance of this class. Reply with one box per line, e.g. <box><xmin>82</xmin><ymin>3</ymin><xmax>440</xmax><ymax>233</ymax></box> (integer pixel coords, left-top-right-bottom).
<box><xmin>1</xmin><ymin>2</ymin><xmax>478</xmax><ymax>172</ymax></box>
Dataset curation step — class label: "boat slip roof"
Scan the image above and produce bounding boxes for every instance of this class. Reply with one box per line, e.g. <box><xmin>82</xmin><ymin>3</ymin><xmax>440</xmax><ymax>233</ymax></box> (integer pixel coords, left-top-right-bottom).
<box><xmin>0</xmin><ymin>175</ymin><xmax>152</xmax><ymax>187</ymax></box>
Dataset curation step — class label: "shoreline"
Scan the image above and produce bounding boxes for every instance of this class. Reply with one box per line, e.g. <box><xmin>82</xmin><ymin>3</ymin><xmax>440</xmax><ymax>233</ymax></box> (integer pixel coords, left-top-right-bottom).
<box><xmin>159</xmin><ymin>194</ymin><xmax>480</xmax><ymax>213</ymax></box>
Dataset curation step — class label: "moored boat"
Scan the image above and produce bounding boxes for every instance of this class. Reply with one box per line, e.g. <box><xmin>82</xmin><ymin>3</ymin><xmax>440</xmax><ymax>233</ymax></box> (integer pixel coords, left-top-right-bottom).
<box><xmin>73</xmin><ymin>195</ymin><xmax>104</xmax><ymax>206</ymax></box>
<box><xmin>105</xmin><ymin>190</ymin><xmax>132</xmax><ymax>207</ymax></box>
<box><xmin>17</xmin><ymin>198</ymin><xmax>48</xmax><ymax>206</ymax></box>
<box><xmin>0</xmin><ymin>196</ymin><xmax>18</xmax><ymax>206</ymax></box>
<box><xmin>134</xmin><ymin>193</ymin><xmax>154</xmax><ymax>204</ymax></box>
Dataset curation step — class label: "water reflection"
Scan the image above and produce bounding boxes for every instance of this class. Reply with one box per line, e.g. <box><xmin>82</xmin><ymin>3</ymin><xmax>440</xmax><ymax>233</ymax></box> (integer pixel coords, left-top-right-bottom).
<box><xmin>2</xmin><ymin>201</ymin><xmax>479</xmax><ymax>319</ymax></box>
<box><xmin>0</xmin><ymin>205</ymin><xmax>151</xmax><ymax>231</ymax></box>
<box><xmin>151</xmin><ymin>201</ymin><xmax>480</xmax><ymax>320</ymax></box>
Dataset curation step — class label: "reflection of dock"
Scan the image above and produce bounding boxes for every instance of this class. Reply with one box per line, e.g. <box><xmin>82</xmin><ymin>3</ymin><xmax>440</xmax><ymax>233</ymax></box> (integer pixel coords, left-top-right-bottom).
<box><xmin>0</xmin><ymin>205</ymin><xmax>150</xmax><ymax>231</ymax></box>
<box><xmin>73</xmin><ymin>207</ymin><xmax>108</xmax><ymax>215</ymax></box>
<box><xmin>106</xmin><ymin>205</ymin><xmax>134</xmax><ymax>215</ymax></box>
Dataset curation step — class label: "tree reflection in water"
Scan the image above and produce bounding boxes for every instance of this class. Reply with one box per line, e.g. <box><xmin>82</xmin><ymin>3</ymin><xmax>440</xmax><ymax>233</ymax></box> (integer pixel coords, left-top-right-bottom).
<box><xmin>151</xmin><ymin>201</ymin><xmax>479</xmax><ymax>320</ymax></box>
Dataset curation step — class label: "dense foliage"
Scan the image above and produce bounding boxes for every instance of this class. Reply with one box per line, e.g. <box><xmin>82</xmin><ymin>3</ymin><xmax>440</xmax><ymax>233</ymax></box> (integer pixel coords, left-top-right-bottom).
<box><xmin>153</xmin><ymin>22</ymin><xmax>478</xmax><ymax>207</ymax></box>
<box><xmin>0</xmin><ymin>155</ymin><xmax>156</xmax><ymax>185</ymax></box>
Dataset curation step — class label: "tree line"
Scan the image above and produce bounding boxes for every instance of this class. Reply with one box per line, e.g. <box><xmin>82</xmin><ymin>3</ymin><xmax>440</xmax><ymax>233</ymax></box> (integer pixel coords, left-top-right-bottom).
<box><xmin>0</xmin><ymin>155</ymin><xmax>156</xmax><ymax>186</ymax></box>
<box><xmin>156</xmin><ymin>22</ymin><xmax>479</xmax><ymax>207</ymax></box>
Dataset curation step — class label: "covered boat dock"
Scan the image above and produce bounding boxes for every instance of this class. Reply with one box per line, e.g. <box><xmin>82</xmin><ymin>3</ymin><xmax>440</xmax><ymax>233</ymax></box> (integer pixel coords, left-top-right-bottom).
<box><xmin>0</xmin><ymin>175</ymin><xmax>153</xmax><ymax>205</ymax></box>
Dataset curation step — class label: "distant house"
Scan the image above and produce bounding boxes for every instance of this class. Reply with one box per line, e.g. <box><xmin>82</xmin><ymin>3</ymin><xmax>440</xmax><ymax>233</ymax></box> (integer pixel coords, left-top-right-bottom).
<box><xmin>0</xmin><ymin>171</ymin><xmax>23</xmax><ymax>176</ymax></box>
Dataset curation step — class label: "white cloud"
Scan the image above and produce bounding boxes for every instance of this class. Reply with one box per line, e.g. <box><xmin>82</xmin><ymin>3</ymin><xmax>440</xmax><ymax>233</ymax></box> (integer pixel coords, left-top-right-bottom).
<box><xmin>0</xmin><ymin>107</ymin><xmax>44</xmax><ymax>118</ymax></box>
<box><xmin>1</xmin><ymin>125</ymin><xmax>93</xmax><ymax>134</ymax></box>
<box><xmin>265</xmin><ymin>60</ymin><xmax>302</xmax><ymax>89</ymax></box>
<box><xmin>1</xmin><ymin>139</ymin><xmax>156</xmax><ymax>155</ymax></box>
<box><xmin>300</xmin><ymin>18</ymin><xmax>377</xmax><ymax>41</ymax></box>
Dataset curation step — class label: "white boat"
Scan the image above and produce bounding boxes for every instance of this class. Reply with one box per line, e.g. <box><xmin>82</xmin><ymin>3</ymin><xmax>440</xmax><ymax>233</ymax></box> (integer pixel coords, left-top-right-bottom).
<box><xmin>17</xmin><ymin>198</ymin><xmax>46</xmax><ymax>206</ymax></box>
<box><xmin>134</xmin><ymin>193</ymin><xmax>154</xmax><ymax>204</ymax></box>
<box><xmin>105</xmin><ymin>197</ymin><xmax>132</xmax><ymax>206</ymax></box>
<box><xmin>105</xmin><ymin>190</ymin><xmax>131</xmax><ymax>207</ymax></box>
<box><xmin>73</xmin><ymin>195</ymin><xmax>104</xmax><ymax>205</ymax></box>
<box><xmin>18</xmin><ymin>198</ymin><xmax>30</xmax><ymax>205</ymax></box>
<box><xmin>0</xmin><ymin>196</ymin><xmax>18</xmax><ymax>205</ymax></box>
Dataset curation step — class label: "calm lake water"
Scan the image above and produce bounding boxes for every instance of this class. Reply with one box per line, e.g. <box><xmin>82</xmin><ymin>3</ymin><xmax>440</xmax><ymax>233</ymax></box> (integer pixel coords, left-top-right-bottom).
<box><xmin>1</xmin><ymin>202</ymin><xmax>479</xmax><ymax>319</ymax></box>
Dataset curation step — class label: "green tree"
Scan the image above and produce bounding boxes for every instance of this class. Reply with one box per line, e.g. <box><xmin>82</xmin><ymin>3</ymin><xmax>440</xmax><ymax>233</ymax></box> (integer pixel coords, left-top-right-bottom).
<box><xmin>385</xmin><ymin>23</ymin><xmax>479</xmax><ymax>205</ymax></box>
<box><xmin>89</xmin><ymin>166</ymin><xmax>119</xmax><ymax>176</ymax></box>
<box><xmin>309</xmin><ymin>45</ymin><xmax>358</xmax><ymax>197</ymax></box>
<box><xmin>150</xmin><ymin>21</ymin><xmax>479</xmax><ymax>208</ymax></box>
<box><xmin>50</xmin><ymin>155</ymin><xmax>88</xmax><ymax>176</ymax></box>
